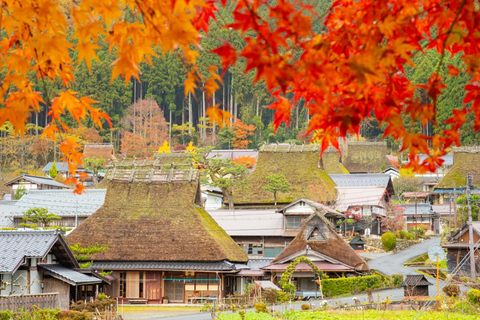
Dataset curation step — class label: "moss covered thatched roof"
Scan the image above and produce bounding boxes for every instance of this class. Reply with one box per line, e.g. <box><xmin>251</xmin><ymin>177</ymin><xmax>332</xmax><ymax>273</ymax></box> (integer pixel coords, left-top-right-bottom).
<box><xmin>272</xmin><ymin>213</ymin><xmax>369</xmax><ymax>271</ymax></box>
<box><xmin>320</xmin><ymin>148</ymin><xmax>349</xmax><ymax>174</ymax></box>
<box><xmin>67</xmin><ymin>179</ymin><xmax>247</xmax><ymax>263</ymax></box>
<box><xmin>436</xmin><ymin>150</ymin><xmax>480</xmax><ymax>189</ymax></box>
<box><xmin>233</xmin><ymin>150</ymin><xmax>337</xmax><ymax>205</ymax></box>
<box><xmin>342</xmin><ymin>141</ymin><xmax>391</xmax><ymax>173</ymax></box>
<box><xmin>83</xmin><ymin>144</ymin><xmax>116</xmax><ymax>165</ymax></box>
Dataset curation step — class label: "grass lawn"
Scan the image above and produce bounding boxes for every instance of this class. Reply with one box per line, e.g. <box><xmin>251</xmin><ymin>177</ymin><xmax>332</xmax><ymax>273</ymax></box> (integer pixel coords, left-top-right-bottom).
<box><xmin>218</xmin><ymin>310</ymin><xmax>480</xmax><ymax>319</ymax></box>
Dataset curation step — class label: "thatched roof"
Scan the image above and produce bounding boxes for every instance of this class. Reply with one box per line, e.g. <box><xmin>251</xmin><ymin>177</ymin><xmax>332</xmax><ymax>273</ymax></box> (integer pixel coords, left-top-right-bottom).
<box><xmin>436</xmin><ymin>148</ymin><xmax>480</xmax><ymax>189</ymax></box>
<box><xmin>319</xmin><ymin>148</ymin><xmax>349</xmax><ymax>174</ymax></box>
<box><xmin>272</xmin><ymin>213</ymin><xmax>369</xmax><ymax>272</ymax></box>
<box><xmin>342</xmin><ymin>141</ymin><xmax>392</xmax><ymax>173</ymax></box>
<box><xmin>83</xmin><ymin>144</ymin><xmax>116</xmax><ymax>165</ymax></box>
<box><xmin>233</xmin><ymin>147</ymin><xmax>337</xmax><ymax>206</ymax></box>
<box><xmin>67</xmin><ymin>176</ymin><xmax>247</xmax><ymax>263</ymax></box>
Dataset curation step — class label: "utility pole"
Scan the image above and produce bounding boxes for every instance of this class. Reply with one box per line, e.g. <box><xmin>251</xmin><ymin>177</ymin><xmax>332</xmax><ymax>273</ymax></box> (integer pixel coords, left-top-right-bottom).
<box><xmin>448</xmin><ymin>194</ymin><xmax>452</xmax><ymax>236</ymax></box>
<box><xmin>466</xmin><ymin>173</ymin><xmax>476</xmax><ymax>280</ymax></box>
<box><xmin>415</xmin><ymin>194</ymin><xmax>418</xmax><ymax>240</ymax></box>
<box><xmin>454</xmin><ymin>182</ymin><xmax>457</xmax><ymax>232</ymax></box>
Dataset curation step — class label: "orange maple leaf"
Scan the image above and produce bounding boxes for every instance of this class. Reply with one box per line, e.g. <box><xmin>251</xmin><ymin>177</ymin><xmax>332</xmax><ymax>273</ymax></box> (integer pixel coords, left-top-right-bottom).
<box><xmin>205</xmin><ymin>104</ymin><xmax>233</xmax><ymax>128</ymax></box>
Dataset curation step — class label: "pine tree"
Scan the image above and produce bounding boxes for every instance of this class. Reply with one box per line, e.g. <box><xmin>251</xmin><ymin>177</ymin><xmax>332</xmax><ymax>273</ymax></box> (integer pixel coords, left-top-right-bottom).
<box><xmin>49</xmin><ymin>161</ymin><xmax>58</xmax><ymax>178</ymax></box>
<box><xmin>263</xmin><ymin>174</ymin><xmax>291</xmax><ymax>206</ymax></box>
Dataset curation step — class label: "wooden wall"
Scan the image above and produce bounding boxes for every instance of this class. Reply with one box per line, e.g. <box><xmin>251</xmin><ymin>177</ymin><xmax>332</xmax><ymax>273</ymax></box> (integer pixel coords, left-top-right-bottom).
<box><xmin>43</xmin><ymin>278</ymin><xmax>70</xmax><ymax>310</ymax></box>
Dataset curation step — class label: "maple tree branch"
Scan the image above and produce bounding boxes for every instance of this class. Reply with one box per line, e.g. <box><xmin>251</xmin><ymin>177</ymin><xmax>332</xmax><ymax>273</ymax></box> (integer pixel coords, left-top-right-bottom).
<box><xmin>434</xmin><ymin>0</ymin><xmax>466</xmax><ymax>77</ymax></box>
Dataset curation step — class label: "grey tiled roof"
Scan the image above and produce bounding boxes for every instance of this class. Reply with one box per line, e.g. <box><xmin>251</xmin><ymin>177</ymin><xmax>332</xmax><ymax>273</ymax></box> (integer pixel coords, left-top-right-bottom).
<box><xmin>90</xmin><ymin>261</ymin><xmax>236</xmax><ymax>271</ymax></box>
<box><xmin>42</xmin><ymin>162</ymin><xmax>70</xmax><ymax>172</ymax></box>
<box><xmin>402</xmin><ymin>274</ymin><xmax>432</xmax><ymax>287</ymax></box>
<box><xmin>245</xmin><ymin>258</ymin><xmax>274</xmax><ymax>271</ymax></box>
<box><xmin>7</xmin><ymin>189</ymin><xmax>106</xmax><ymax>218</ymax></box>
<box><xmin>5</xmin><ymin>174</ymin><xmax>68</xmax><ymax>189</ymax></box>
<box><xmin>329</xmin><ymin>174</ymin><xmax>391</xmax><ymax>188</ymax></box>
<box><xmin>0</xmin><ymin>230</ymin><xmax>59</xmax><ymax>273</ymax></box>
<box><xmin>0</xmin><ymin>200</ymin><xmax>17</xmax><ymax>227</ymax></box>
<box><xmin>399</xmin><ymin>203</ymin><xmax>436</xmax><ymax>216</ymax></box>
<box><xmin>39</xmin><ymin>264</ymin><xmax>102</xmax><ymax>285</ymax></box>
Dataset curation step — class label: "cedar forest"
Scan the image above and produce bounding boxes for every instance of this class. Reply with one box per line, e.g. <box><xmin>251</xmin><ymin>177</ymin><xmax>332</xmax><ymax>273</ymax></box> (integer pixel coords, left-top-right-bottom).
<box><xmin>1</xmin><ymin>0</ymin><xmax>480</xmax><ymax>191</ymax></box>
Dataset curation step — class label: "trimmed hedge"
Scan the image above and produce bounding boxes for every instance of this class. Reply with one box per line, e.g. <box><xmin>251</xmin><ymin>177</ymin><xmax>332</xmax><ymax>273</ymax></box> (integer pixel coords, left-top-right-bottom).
<box><xmin>391</xmin><ymin>274</ymin><xmax>404</xmax><ymax>288</ymax></box>
<box><xmin>321</xmin><ymin>275</ymin><xmax>382</xmax><ymax>297</ymax></box>
<box><xmin>381</xmin><ymin>232</ymin><xmax>396</xmax><ymax>251</ymax></box>
<box><xmin>467</xmin><ymin>289</ymin><xmax>480</xmax><ymax>306</ymax></box>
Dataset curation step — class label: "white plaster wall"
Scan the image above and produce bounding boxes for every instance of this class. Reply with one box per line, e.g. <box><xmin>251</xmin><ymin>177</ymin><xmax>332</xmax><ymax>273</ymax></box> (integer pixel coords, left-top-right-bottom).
<box><xmin>284</xmin><ymin>203</ymin><xmax>315</xmax><ymax>214</ymax></box>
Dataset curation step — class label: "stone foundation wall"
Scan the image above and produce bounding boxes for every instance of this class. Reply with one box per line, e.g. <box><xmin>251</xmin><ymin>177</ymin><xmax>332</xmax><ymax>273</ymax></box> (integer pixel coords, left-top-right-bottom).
<box><xmin>364</xmin><ymin>238</ymin><xmax>420</xmax><ymax>252</ymax></box>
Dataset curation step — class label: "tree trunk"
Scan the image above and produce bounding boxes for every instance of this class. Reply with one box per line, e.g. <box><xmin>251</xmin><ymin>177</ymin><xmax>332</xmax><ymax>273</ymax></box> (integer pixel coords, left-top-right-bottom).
<box><xmin>35</xmin><ymin>111</ymin><xmax>38</xmax><ymax>136</ymax></box>
<box><xmin>212</xmin><ymin>91</ymin><xmax>216</xmax><ymax>136</ymax></box>
<box><xmin>188</xmin><ymin>92</ymin><xmax>193</xmax><ymax>136</ymax></box>
<box><xmin>169</xmin><ymin>109</ymin><xmax>172</xmax><ymax>147</ymax></box>
<box><xmin>274</xmin><ymin>192</ymin><xmax>277</xmax><ymax>206</ymax></box>
<box><xmin>222</xmin><ymin>80</ymin><xmax>225</xmax><ymax>112</ymax></box>
<box><xmin>202</xmin><ymin>87</ymin><xmax>206</xmax><ymax>141</ymax></box>
<box><xmin>230</xmin><ymin>76</ymin><xmax>234</xmax><ymax>117</ymax></box>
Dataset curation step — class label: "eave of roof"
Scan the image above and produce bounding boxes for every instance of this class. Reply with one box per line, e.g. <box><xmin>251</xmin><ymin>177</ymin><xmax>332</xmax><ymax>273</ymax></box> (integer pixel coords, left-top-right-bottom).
<box><xmin>39</xmin><ymin>264</ymin><xmax>102</xmax><ymax>286</ymax></box>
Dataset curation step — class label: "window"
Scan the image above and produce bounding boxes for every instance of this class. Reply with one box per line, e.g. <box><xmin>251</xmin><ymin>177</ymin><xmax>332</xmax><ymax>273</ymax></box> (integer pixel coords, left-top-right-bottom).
<box><xmin>119</xmin><ymin>272</ymin><xmax>127</xmax><ymax>297</ymax></box>
<box><xmin>242</xmin><ymin>244</ymin><xmax>263</xmax><ymax>255</ymax></box>
<box><xmin>264</xmin><ymin>247</ymin><xmax>284</xmax><ymax>258</ymax></box>
<box><xmin>286</xmin><ymin>216</ymin><xmax>304</xmax><ymax>229</ymax></box>
<box><xmin>299</xmin><ymin>201</ymin><xmax>305</xmax><ymax>207</ymax></box>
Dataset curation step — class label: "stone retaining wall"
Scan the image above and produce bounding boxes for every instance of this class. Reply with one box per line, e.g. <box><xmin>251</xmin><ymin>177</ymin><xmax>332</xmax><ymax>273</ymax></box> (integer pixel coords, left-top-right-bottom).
<box><xmin>364</xmin><ymin>238</ymin><xmax>420</xmax><ymax>252</ymax></box>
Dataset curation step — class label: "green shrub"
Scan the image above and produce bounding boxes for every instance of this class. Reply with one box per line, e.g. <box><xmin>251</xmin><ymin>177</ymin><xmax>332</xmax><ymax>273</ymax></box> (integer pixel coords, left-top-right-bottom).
<box><xmin>381</xmin><ymin>232</ymin><xmax>396</xmax><ymax>251</ymax></box>
<box><xmin>467</xmin><ymin>289</ymin><xmax>480</xmax><ymax>306</ymax></box>
<box><xmin>408</xmin><ymin>224</ymin><xmax>429</xmax><ymax>238</ymax></box>
<box><xmin>443</xmin><ymin>284</ymin><xmax>460</xmax><ymax>297</ymax></box>
<box><xmin>406</xmin><ymin>233</ymin><xmax>415</xmax><ymax>240</ymax></box>
<box><xmin>396</xmin><ymin>230</ymin><xmax>408</xmax><ymax>239</ymax></box>
<box><xmin>254</xmin><ymin>302</ymin><xmax>268</xmax><ymax>313</ymax></box>
<box><xmin>262</xmin><ymin>288</ymin><xmax>279</xmax><ymax>303</ymax></box>
<box><xmin>391</xmin><ymin>274</ymin><xmax>403</xmax><ymax>288</ymax></box>
<box><xmin>277</xmin><ymin>291</ymin><xmax>291</xmax><ymax>302</ymax></box>
<box><xmin>301</xmin><ymin>303</ymin><xmax>311</xmax><ymax>310</ymax></box>
<box><xmin>238</xmin><ymin>310</ymin><xmax>246</xmax><ymax>320</ymax></box>
<box><xmin>321</xmin><ymin>275</ymin><xmax>382</xmax><ymax>297</ymax></box>
<box><xmin>0</xmin><ymin>311</ymin><xmax>12</xmax><ymax>320</ymax></box>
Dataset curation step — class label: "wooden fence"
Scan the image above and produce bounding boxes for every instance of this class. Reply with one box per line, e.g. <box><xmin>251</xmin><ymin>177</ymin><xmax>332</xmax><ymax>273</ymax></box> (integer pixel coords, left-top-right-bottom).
<box><xmin>0</xmin><ymin>293</ymin><xmax>59</xmax><ymax>311</ymax></box>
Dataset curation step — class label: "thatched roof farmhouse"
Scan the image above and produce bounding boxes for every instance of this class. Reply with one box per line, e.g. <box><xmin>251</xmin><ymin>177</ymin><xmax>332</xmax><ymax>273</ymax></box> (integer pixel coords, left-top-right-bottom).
<box><xmin>67</xmin><ymin>164</ymin><xmax>247</xmax><ymax>303</ymax></box>
<box><xmin>233</xmin><ymin>144</ymin><xmax>337</xmax><ymax>206</ymax></box>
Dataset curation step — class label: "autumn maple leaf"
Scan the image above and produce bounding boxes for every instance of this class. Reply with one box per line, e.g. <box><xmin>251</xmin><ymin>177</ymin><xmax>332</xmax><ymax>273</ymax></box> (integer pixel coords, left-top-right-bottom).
<box><xmin>205</xmin><ymin>104</ymin><xmax>233</xmax><ymax>128</ymax></box>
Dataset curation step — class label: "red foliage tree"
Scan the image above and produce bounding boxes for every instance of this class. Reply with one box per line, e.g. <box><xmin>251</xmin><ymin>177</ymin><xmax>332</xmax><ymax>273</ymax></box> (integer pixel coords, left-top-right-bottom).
<box><xmin>120</xmin><ymin>99</ymin><xmax>168</xmax><ymax>158</ymax></box>
<box><xmin>232</xmin><ymin>119</ymin><xmax>255</xmax><ymax>149</ymax></box>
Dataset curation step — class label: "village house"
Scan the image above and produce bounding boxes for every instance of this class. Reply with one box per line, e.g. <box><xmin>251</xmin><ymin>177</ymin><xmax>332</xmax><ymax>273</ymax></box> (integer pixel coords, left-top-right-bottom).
<box><xmin>402</xmin><ymin>274</ymin><xmax>432</xmax><ymax>298</ymax></box>
<box><xmin>233</xmin><ymin>144</ymin><xmax>337</xmax><ymax>208</ymax></box>
<box><xmin>262</xmin><ymin>212</ymin><xmax>369</xmax><ymax>292</ymax></box>
<box><xmin>206</xmin><ymin>149</ymin><xmax>258</xmax><ymax>164</ymax></box>
<box><xmin>340</xmin><ymin>141</ymin><xmax>393</xmax><ymax>173</ymax></box>
<box><xmin>329</xmin><ymin>173</ymin><xmax>394</xmax><ymax>236</ymax></box>
<box><xmin>67</xmin><ymin>163</ymin><xmax>248</xmax><ymax>304</ymax></box>
<box><xmin>4</xmin><ymin>174</ymin><xmax>68</xmax><ymax>198</ymax></box>
<box><xmin>201</xmin><ymin>185</ymin><xmax>223</xmax><ymax>210</ymax></box>
<box><xmin>1</xmin><ymin>189</ymin><xmax>106</xmax><ymax>229</ymax></box>
<box><xmin>83</xmin><ymin>144</ymin><xmax>117</xmax><ymax>165</ymax></box>
<box><xmin>0</xmin><ymin>230</ymin><xmax>103</xmax><ymax>310</ymax></box>
<box><xmin>42</xmin><ymin>162</ymin><xmax>98</xmax><ymax>187</ymax></box>
<box><xmin>42</xmin><ymin>162</ymin><xmax>70</xmax><ymax>178</ymax></box>
<box><xmin>398</xmin><ymin>203</ymin><xmax>439</xmax><ymax>234</ymax></box>
<box><xmin>433</xmin><ymin>147</ymin><xmax>480</xmax><ymax>205</ymax></box>
<box><xmin>402</xmin><ymin>191</ymin><xmax>431</xmax><ymax>204</ymax></box>
<box><xmin>443</xmin><ymin>222</ymin><xmax>480</xmax><ymax>276</ymax></box>
<box><xmin>209</xmin><ymin>198</ymin><xmax>344</xmax><ymax>262</ymax></box>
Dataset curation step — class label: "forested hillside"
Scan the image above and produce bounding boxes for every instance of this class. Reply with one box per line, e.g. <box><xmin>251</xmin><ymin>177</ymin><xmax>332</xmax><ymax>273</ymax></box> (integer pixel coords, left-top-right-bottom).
<box><xmin>1</xmin><ymin>0</ymin><xmax>478</xmax><ymax>172</ymax></box>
